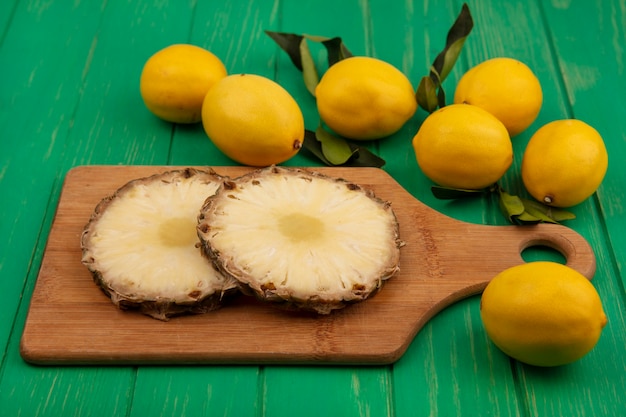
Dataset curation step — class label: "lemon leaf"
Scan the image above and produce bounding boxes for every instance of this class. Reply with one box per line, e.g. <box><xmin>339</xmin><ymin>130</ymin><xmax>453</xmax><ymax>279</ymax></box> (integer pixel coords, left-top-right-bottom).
<box><xmin>347</xmin><ymin>147</ymin><xmax>386</xmax><ymax>168</ymax></box>
<box><xmin>319</xmin><ymin>36</ymin><xmax>353</xmax><ymax>66</ymax></box>
<box><xmin>299</xmin><ymin>34</ymin><xmax>352</xmax><ymax>66</ymax></box>
<box><xmin>266</xmin><ymin>31</ymin><xmax>353</xmax><ymax>97</ymax></box>
<box><xmin>265</xmin><ymin>31</ymin><xmax>319</xmax><ymax>96</ymax></box>
<box><xmin>417</xmin><ymin>3</ymin><xmax>474</xmax><ymax>113</ymax></box>
<box><xmin>520</xmin><ymin>198</ymin><xmax>576</xmax><ymax>222</ymax></box>
<box><xmin>299</xmin><ymin>38</ymin><xmax>319</xmax><ymax>96</ymax></box>
<box><xmin>301</xmin><ymin>129</ymin><xmax>385</xmax><ymax>168</ymax></box>
<box><xmin>265</xmin><ymin>30</ymin><xmax>305</xmax><ymax>71</ymax></box>
<box><xmin>431</xmin><ymin>185</ymin><xmax>492</xmax><ymax>199</ymax></box>
<box><xmin>511</xmin><ymin>211</ymin><xmax>543</xmax><ymax>225</ymax></box>
<box><xmin>498</xmin><ymin>188</ymin><xmax>526</xmax><ymax>220</ymax></box>
<box><xmin>497</xmin><ymin>188</ymin><xmax>576</xmax><ymax>225</ymax></box>
<box><xmin>416</xmin><ymin>76</ymin><xmax>440</xmax><ymax>113</ymax></box>
<box><xmin>431</xmin><ymin>3</ymin><xmax>474</xmax><ymax>83</ymax></box>
<box><xmin>338</xmin><ymin>136</ymin><xmax>386</xmax><ymax>167</ymax></box>
<box><xmin>519</xmin><ymin>205</ymin><xmax>558</xmax><ymax>224</ymax></box>
<box><xmin>430</xmin><ymin>180</ymin><xmax>575</xmax><ymax>225</ymax></box>
<box><xmin>302</xmin><ymin>129</ymin><xmax>331</xmax><ymax>164</ymax></box>
<box><xmin>436</xmin><ymin>81</ymin><xmax>447</xmax><ymax>108</ymax></box>
<box><xmin>316</xmin><ymin>125</ymin><xmax>357</xmax><ymax>165</ymax></box>
<box><xmin>497</xmin><ymin>189</ymin><xmax>545</xmax><ymax>225</ymax></box>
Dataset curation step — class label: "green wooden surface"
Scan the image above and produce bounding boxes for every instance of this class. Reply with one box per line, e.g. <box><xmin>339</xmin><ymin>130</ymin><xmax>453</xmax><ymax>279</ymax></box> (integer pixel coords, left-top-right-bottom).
<box><xmin>1</xmin><ymin>0</ymin><xmax>624</xmax><ymax>415</ymax></box>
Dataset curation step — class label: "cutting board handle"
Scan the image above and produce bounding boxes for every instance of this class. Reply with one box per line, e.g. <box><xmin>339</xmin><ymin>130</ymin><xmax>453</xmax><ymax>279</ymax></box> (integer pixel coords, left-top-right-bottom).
<box><xmin>515</xmin><ymin>223</ymin><xmax>597</xmax><ymax>278</ymax></box>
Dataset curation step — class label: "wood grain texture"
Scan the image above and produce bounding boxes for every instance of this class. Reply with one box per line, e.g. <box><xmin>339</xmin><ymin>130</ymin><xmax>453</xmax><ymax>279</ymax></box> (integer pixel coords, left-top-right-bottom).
<box><xmin>20</xmin><ymin>165</ymin><xmax>595</xmax><ymax>365</ymax></box>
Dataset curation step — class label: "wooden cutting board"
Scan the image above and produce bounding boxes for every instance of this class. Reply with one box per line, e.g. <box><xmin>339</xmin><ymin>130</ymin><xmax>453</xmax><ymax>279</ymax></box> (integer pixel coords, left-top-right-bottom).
<box><xmin>20</xmin><ymin>165</ymin><xmax>596</xmax><ymax>365</ymax></box>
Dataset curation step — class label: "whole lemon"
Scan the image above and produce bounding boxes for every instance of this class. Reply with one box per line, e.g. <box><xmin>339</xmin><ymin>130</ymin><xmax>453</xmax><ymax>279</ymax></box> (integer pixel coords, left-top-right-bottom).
<box><xmin>140</xmin><ymin>44</ymin><xmax>227</xmax><ymax>124</ymax></box>
<box><xmin>315</xmin><ymin>56</ymin><xmax>417</xmax><ymax>140</ymax></box>
<box><xmin>453</xmin><ymin>57</ymin><xmax>543</xmax><ymax>137</ymax></box>
<box><xmin>201</xmin><ymin>74</ymin><xmax>304</xmax><ymax>167</ymax></box>
<box><xmin>412</xmin><ymin>104</ymin><xmax>513</xmax><ymax>190</ymax></box>
<box><xmin>480</xmin><ymin>262</ymin><xmax>607</xmax><ymax>367</ymax></box>
<box><xmin>521</xmin><ymin>119</ymin><xmax>608</xmax><ymax>207</ymax></box>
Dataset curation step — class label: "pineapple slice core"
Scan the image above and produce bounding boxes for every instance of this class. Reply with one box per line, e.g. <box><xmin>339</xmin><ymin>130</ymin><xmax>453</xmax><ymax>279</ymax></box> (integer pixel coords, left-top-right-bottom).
<box><xmin>158</xmin><ymin>217</ymin><xmax>199</xmax><ymax>247</ymax></box>
<box><xmin>278</xmin><ymin>213</ymin><xmax>325</xmax><ymax>242</ymax></box>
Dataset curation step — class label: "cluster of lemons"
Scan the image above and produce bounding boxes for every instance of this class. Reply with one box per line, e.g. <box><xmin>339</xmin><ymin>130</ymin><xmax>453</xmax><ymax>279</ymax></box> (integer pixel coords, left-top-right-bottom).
<box><xmin>414</xmin><ymin>57</ymin><xmax>608</xmax><ymax>209</ymax></box>
<box><xmin>139</xmin><ymin>45</ymin><xmax>608</xmax><ymax>211</ymax></box>
<box><xmin>139</xmin><ymin>44</ymin><xmax>607</xmax><ymax>367</ymax></box>
<box><xmin>139</xmin><ymin>44</ymin><xmax>420</xmax><ymax>166</ymax></box>
<box><xmin>413</xmin><ymin>57</ymin><xmax>608</xmax><ymax>367</ymax></box>
<box><xmin>139</xmin><ymin>44</ymin><xmax>304</xmax><ymax>166</ymax></box>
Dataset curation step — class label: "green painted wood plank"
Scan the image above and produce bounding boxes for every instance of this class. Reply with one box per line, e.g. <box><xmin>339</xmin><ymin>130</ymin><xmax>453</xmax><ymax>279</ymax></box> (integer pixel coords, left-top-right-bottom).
<box><xmin>0</xmin><ymin>1</ymin><xmax>195</xmax><ymax>416</ymax></box>
<box><xmin>0</xmin><ymin>0</ymin><xmax>106</xmax><ymax>366</ymax></box>
<box><xmin>130</xmin><ymin>367</ymin><xmax>261</xmax><ymax>417</ymax></box>
<box><xmin>393</xmin><ymin>299</ymin><xmax>524</xmax><ymax>416</ymax></box>
<box><xmin>513</xmin><ymin>2</ymin><xmax>626</xmax><ymax>416</ymax></box>
<box><xmin>541</xmin><ymin>0</ymin><xmax>626</xmax><ymax>281</ymax></box>
<box><xmin>261</xmin><ymin>366</ymin><xmax>392</xmax><ymax>417</ymax></box>
<box><xmin>0</xmin><ymin>347</ymin><xmax>133</xmax><ymax>417</ymax></box>
<box><xmin>61</xmin><ymin>0</ymin><xmax>196</xmax><ymax>168</ymax></box>
<box><xmin>0</xmin><ymin>0</ymin><xmax>17</xmax><ymax>45</ymax></box>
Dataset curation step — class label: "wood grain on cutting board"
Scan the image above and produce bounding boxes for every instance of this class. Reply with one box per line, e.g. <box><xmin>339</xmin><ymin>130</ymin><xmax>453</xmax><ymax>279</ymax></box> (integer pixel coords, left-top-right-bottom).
<box><xmin>20</xmin><ymin>165</ymin><xmax>596</xmax><ymax>365</ymax></box>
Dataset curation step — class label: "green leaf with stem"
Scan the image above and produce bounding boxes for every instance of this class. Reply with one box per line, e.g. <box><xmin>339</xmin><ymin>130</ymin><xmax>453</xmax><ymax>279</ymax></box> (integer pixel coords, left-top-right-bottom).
<box><xmin>520</xmin><ymin>198</ymin><xmax>576</xmax><ymax>222</ymax></box>
<box><xmin>316</xmin><ymin>124</ymin><xmax>357</xmax><ymax>165</ymax></box>
<box><xmin>320</xmin><ymin>36</ymin><xmax>353</xmax><ymax>66</ymax></box>
<box><xmin>430</xmin><ymin>182</ymin><xmax>576</xmax><ymax>225</ymax></box>
<box><xmin>302</xmin><ymin>129</ymin><xmax>330</xmax><ymax>164</ymax></box>
<box><xmin>513</xmin><ymin>211</ymin><xmax>543</xmax><ymax>225</ymax></box>
<box><xmin>299</xmin><ymin>38</ymin><xmax>319</xmax><ymax>95</ymax></box>
<box><xmin>265</xmin><ymin>30</ymin><xmax>352</xmax><ymax>97</ymax></box>
<box><xmin>415</xmin><ymin>76</ymin><xmax>440</xmax><ymax>114</ymax></box>
<box><xmin>496</xmin><ymin>186</ymin><xmax>576</xmax><ymax>225</ymax></box>
<box><xmin>431</xmin><ymin>185</ymin><xmax>493</xmax><ymax>199</ymax></box>
<box><xmin>498</xmin><ymin>187</ymin><xmax>527</xmax><ymax>222</ymax></box>
<box><xmin>430</xmin><ymin>3</ymin><xmax>474</xmax><ymax>82</ymax></box>
<box><xmin>265</xmin><ymin>31</ymin><xmax>305</xmax><ymax>70</ymax></box>
<box><xmin>416</xmin><ymin>3</ymin><xmax>474</xmax><ymax>113</ymax></box>
<box><xmin>301</xmin><ymin>129</ymin><xmax>385</xmax><ymax>168</ymax></box>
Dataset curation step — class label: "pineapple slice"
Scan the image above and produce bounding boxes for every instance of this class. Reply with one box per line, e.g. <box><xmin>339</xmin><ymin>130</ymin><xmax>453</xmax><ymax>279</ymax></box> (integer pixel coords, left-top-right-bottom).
<box><xmin>197</xmin><ymin>166</ymin><xmax>403</xmax><ymax>314</ymax></box>
<box><xmin>81</xmin><ymin>168</ymin><xmax>239</xmax><ymax>321</ymax></box>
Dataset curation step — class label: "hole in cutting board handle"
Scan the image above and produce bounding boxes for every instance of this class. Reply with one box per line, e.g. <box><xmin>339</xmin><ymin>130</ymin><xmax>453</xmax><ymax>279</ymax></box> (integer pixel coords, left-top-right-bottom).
<box><xmin>516</xmin><ymin>227</ymin><xmax>596</xmax><ymax>279</ymax></box>
<box><xmin>521</xmin><ymin>245</ymin><xmax>566</xmax><ymax>264</ymax></box>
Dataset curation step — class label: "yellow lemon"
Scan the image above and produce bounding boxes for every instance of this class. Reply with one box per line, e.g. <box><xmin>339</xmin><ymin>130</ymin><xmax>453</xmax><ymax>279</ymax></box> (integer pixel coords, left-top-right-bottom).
<box><xmin>480</xmin><ymin>262</ymin><xmax>607</xmax><ymax>367</ymax></box>
<box><xmin>454</xmin><ymin>57</ymin><xmax>543</xmax><ymax>137</ymax></box>
<box><xmin>315</xmin><ymin>56</ymin><xmax>417</xmax><ymax>140</ymax></box>
<box><xmin>140</xmin><ymin>44</ymin><xmax>227</xmax><ymax>124</ymax></box>
<box><xmin>412</xmin><ymin>104</ymin><xmax>512</xmax><ymax>190</ymax></box>
<box><xmin>521</xmin><ymin>119</ymin><xmax>608</xmax><ymax>207</ymax></box>
<box><xmin>201</xmin><ymin>74</ymin><xmax>304</xmax><ymax>167</ymax></box>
